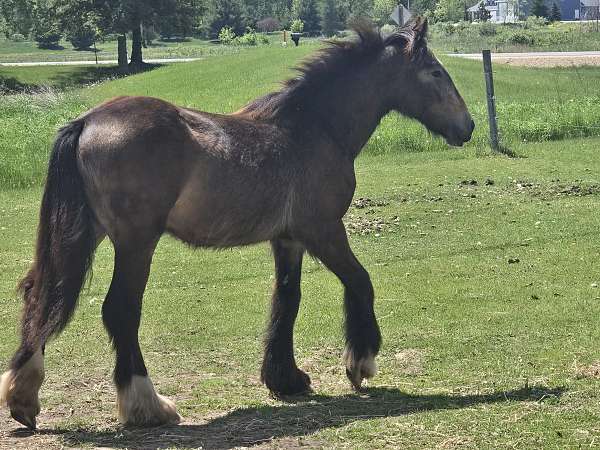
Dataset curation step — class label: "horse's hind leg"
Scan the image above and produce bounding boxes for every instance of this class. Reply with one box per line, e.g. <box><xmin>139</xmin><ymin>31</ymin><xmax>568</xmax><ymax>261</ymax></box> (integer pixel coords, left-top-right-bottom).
<box><xmin>261</xmin><ymin>239</ymin><xmax>311</xmax><ymax>396</ymax></box>
<box><xmin>103</xmin><ymin>237</ymin><xmax>180</xmax><ymax>426</ymax></box>
<box><xmin>304</xmin><ymin>221</ymin><xmax>381</xmax><ymax>391</ymax></box>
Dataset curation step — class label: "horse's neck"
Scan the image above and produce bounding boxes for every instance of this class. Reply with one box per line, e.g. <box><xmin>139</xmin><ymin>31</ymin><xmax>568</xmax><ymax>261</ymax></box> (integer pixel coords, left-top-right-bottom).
<box><xmin>311</xmin><ymin>76</ymin><xmax>388</xmax><ymax>159</ymax></box>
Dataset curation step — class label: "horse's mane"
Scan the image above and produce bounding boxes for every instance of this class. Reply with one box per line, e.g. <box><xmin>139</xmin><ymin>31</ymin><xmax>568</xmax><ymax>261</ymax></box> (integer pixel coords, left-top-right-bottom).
<box><xmin>236</xmin><ymin>19</ymin><xmax>427</xmax><ymax>121</ymax></box>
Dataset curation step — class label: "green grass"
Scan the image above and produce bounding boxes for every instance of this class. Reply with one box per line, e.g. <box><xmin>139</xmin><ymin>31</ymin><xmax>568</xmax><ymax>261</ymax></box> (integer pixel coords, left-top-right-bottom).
<box><xmin>1</xmin><ymin>138</ymin><xmax>600</xmax><ymax>448</ymax></box>
<box><xmin>430</xmin><ymin>20</ymin><xmax>600</xmax><ymax>53</ymax></box>
<box><xmin>0</xmin><ymin>33</ymin><xmax>309</xmax><ymax>63</ymax></box>
<box><xmin>2</xmin><ymin>41</ymin><xmax>600</xmax><ymax>448</ymax></box>
<box><xmin>1</xmin><ymin>44</ymin><xmax>600</xmax><ymax>189</ymax></box>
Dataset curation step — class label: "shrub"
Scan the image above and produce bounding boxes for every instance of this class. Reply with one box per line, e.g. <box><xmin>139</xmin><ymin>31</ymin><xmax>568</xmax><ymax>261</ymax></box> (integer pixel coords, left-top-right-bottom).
<box><xmin>257</xmin><ymin>17</ymin><xmax>280</xmax><ymax>32</ymax></box>
<box><xmin>34</xmin><ymin>31</ymin><xmax>62</xmax><ymax>48</ymax></box>
<box><xmin>508</xmin><ymin>31</ymin><xmax>534</xmax><ymax>45</ymax></box>
<box><xmin>235</xmin><ymin>27</ymin><xmax>258</xmax><ymax>45</ymax></box>
<box><xmin>68</xmin><ymin>27</ymin><xmax>96</xmax><ymax>49</ymax></box>
<box><xmin>290</xmin><ymin>19</ymin><xmax>304</xmax><ymax>33</ymax></box>
<box><xmin>10</xmin><ymin>33</ymin><xmax>26</xmax><ymax>42</ymax></box>
<box><xmin>524</xmin><ymin>16</ymin><xmax>547</xmax><ymax>29</ymax></box>
<box><xmin>218</xmin><ymin>26</ymin><xmax>236</xmax><ymax>44</ymax></box>
<box><xmin>234</xmin><ymin>28</ymin><xmax>269</xmax><ymax>46</ymax></box>
<box><xmin>479</xmin><ymin>22</ymin><xmax>497</xmax><ymax>36</ymax></box>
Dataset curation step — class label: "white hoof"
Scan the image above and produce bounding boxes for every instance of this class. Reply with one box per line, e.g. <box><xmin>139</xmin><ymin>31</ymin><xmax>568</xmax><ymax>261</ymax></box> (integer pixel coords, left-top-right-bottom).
<box><xmin>343</xmin><ymin>347</ymin><xmax>377</xmax><ymax>390</ymax></box>
<box><xmin>0</xmin><ymin>350</ymin><xmax>44</xmax><ymax>429</ymax></box>
<box><xmin>117</xmin><ymin>375</ymin><xmax>181</xmax><ymax>427</ymax></box>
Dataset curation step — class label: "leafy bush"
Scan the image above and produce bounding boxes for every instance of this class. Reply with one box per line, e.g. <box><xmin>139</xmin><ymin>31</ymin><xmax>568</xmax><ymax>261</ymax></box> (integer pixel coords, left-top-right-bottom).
<box><xmin>218</xmin><ymin>26</ymin><xmax>236</xmax><ymax>44</ymax></box>
<box><xmin>507</xmin><ymin>31</ymin><xmax>534</xmax><ymax>45</ymax></box>
<box><xmin>290</xmin><ymin>19</ymin><xmax>304</xmax><ymax>33</ymax></box>
<box><xmin>68</xmin><ymin>27</ymin><xmax>96</xmax><ymax>49</ymax></box>
<box><xmin>478</xmin><ymin>22</ymin><xmax>497</xmax><ymax>36</ymax></box>
<box><xmin>34</xmin><ymin>31</ymin><xmax>62</xmax><ymax>48</ymax></box>
<box><xmin>10</xmin><ymin>33</ymin><xmax>26</xmax><ymax>42</ymax></box>
<box><xmin>524</xmin><ymin>16</ymin><xmax>548</xmax><ymax>29</ymax></box>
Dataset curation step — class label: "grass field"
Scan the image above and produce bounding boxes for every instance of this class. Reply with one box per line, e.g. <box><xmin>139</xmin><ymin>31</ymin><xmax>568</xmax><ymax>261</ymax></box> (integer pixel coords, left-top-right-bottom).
<box><xmin>0</xmin><ymin>35</ymin><xmax>265</xmax><ymax>63</ymax></box>
<box><xmin>1</xmin><ymin>41</ymin><xmax>600</xmax><ymax>448</ymax></box>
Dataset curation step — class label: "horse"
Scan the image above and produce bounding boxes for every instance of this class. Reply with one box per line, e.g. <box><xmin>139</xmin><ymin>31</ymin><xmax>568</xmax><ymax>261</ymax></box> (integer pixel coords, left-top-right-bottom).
<box><xmin>0</xmin><ymin>17</ymin><xmax>474</xmax><ymax>429</ymax></box>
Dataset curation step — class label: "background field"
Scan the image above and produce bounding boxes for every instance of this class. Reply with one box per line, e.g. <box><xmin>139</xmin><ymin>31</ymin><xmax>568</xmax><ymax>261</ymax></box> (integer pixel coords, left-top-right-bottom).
<box><xmin>1</xmin><ymin>42</ymin><xmax>600</xmax><ymax>449</ymax></box>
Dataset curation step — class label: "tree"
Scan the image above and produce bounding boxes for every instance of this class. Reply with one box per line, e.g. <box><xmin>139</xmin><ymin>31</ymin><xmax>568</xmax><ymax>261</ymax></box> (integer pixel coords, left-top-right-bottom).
<box><xmin>32</xmin><ymin>0</ymin><xmax>62</xmax><ymax>48</ymax></box>
<box><xmin>292</xmin><ymin>0</ymin><xmax>320</xmax><ymax>33</ymax></box>
<box><xmin>209</xmin><ymin>0</ymin><xmax>246</xmax><ymax>37</ymax></box>
<box><xmin>478</xmin><ymin>1</ymin><xmax>491</xmax><ymax>21</ymax></box>
<box><xmin>0</xmin><ymin>0</ymin><xmax>34</xmax><ymax>37</ymax></box>
<box><xmin>372</xmin><ymin>0</ymin><xmax>396</xmax><ymax>25</ymax></box>
<box><xmin>531</xmin><ymin>0</ymin><xmax>548</xmax><ymax>18</ymax></box>
<box><xmin>549</xmin><ymin>2</ymin><xmax>561</xmax><ymax>21</ymax></box>
<box><xmin>256</xmin><ymin>17</ymin><xmax>280</xmax><ymax>32</ymax></box>
<box><xmin>321</xmin><ymin>0</ymin><xmax>341</xmax><ymax>36</ymax></box>
<box><xmin>434</xmin><ymin>0</ymin><xmax>466</xmax><ymax>22</ymax></box>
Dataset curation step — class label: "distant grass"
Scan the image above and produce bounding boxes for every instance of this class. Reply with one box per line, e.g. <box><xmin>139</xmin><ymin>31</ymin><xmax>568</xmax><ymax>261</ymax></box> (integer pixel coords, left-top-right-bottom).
<box><xmin>0</xmin><ymin>33</ymin><xmax>303</xmax><ymax>63</ymax></box>
<box><xmin>430</xmin><ymin>20</ymin><xmax>600</xmax><ymax>53</ymax></box>
<box><xmin>1</xmin><ymin>44</ymin><xmax>600</xmax><ymax>190</ymax></box>
<box><xmin>2</xmin><ymin>138</ymin><xmax>600</xmax><ymax>448</ymax></box>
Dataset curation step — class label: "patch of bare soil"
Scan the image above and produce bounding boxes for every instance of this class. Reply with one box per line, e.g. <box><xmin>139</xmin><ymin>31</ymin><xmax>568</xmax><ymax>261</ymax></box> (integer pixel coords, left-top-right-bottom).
<box><xmin>506</xmin><ymin>180</ymin><xmax>600</xmax><ymax>199</ymax></box>
<box><xmin>495</xmin><ymin>56</ymin><xmax>600</xmax><ymax>67</ymax></box>
<box><xmin>393</xmin><ymin>349</ymin><xmax>426</xmax><ymax>377</ymax></box>
<box><xmin>573</xmin><ymin>361</ymin><xmax>600</xmax><ymax>379</ymax></box>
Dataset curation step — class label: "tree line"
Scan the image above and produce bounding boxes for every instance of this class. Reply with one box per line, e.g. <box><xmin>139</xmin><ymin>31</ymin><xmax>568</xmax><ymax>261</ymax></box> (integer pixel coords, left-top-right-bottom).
<box><xmin>1</xmin><ymin>0</ymin><xmax>556</xmax><ymax>70</ymax></box>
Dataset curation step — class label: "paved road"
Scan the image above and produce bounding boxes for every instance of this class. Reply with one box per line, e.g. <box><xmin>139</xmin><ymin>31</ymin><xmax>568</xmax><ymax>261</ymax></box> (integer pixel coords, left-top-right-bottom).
<box><xmin>449</xmin><ymin>51</ymin><xmax>600</xmax><ymax>60</ymax></box>
<box><xmin>0</xmin><ymin>57</ymin><xmax>201</xmax><ymax>67</ymax></box>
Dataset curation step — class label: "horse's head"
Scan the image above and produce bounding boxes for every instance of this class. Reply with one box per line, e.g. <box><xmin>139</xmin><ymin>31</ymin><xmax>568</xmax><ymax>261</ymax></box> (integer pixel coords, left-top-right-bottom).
<box><xmin>381</xmin><ymin>17</ymin><xmax>475</xmax><ymax>147</ymax></box>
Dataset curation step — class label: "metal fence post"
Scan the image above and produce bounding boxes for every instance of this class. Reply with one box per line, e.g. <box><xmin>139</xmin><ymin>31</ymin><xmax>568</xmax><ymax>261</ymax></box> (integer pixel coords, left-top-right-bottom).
<box><xmin>482</xmin><ymin>50</ymin><xmax>499</xmax><ymax>151</ymax></box>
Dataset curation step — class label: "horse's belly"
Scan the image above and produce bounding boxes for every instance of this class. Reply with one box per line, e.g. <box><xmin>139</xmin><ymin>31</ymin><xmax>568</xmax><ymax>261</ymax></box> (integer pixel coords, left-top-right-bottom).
<box><xmin>165</xmin><ymin>192</ymin><xmax>284</xmax><ymax>248</ymax></box>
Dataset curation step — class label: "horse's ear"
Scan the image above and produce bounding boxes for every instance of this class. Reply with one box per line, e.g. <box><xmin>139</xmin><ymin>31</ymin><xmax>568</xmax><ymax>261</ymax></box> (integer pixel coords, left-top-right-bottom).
<box><xmin>411</xmin><ymin>16</ymin><xmax>428</xmax><ymax>48</ymax></box>
<box><xmin>400</xmin><ymin>16</ymin><xmax>428</xmax><ymax>56</ymax></box>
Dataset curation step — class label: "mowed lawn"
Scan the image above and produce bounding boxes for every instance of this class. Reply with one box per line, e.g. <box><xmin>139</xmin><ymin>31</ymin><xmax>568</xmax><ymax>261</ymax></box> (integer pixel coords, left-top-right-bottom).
<box><xmin>1</xmin><ymin>44</ymin><xmax>600</xmax><ymax>448</ymax></box>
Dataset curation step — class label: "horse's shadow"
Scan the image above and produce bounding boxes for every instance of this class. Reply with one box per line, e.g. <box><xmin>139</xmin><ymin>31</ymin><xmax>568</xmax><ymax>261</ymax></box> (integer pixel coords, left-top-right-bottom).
<box><xmin>15</xmin><ymin>385</ymin><xmax>565</xmax><ymax>449</ymax></box>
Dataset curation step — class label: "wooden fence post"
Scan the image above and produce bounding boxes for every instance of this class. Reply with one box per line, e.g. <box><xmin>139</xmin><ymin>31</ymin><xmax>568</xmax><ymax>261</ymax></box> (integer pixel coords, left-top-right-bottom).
<box><xmin>482</xmin><ymin>50</ymin><xmax>499</xmax><ymax>151</ymax></box>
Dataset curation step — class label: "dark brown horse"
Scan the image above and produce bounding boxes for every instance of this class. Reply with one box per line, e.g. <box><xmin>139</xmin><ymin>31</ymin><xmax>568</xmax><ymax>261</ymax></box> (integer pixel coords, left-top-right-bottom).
<box><xmin>0</xmin><ymin>17</ymin><xmax>473</xmax><ymax>429</ymax></box>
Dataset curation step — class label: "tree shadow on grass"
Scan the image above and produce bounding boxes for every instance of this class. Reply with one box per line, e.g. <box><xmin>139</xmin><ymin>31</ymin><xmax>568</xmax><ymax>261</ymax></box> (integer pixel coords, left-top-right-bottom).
<box><xmin>0</xmin><ymin>76</ymin><xmax>36</xmax><ymax>94</ymax></box>
<box><xmin>13</xmin><ymin>384</ymin><xmax>565</xmax><ymax>449</ymax></box>
<box><xmin>47</xmin><ymin>63</ymin><xmax>162</xmax><ymax>90</ymax></box>
<box><xmin>0</xmin><ymin>64</ymin><xmax>162</xmax><ymax>94</ymax></box>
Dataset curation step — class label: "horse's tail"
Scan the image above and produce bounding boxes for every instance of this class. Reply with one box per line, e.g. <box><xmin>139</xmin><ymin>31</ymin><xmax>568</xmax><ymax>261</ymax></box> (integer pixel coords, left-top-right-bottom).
<box><xmin>12</xmin><ymin>119</ymin><xmax>96</xmax><ymax>367</ymax></box>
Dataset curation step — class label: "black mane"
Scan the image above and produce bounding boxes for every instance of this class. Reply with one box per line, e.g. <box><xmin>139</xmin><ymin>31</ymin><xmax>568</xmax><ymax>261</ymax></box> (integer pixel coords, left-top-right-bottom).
<box><xmin>237</xmin><ymin>19</ymin><xmax>427</xmax><ymax>121</ymax></box>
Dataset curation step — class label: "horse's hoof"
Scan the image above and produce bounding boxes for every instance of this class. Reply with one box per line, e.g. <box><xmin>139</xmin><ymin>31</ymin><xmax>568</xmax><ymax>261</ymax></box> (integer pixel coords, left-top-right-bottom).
<box><xmin>1</xmin><ymin>353</ymin><xmax>44</xmax><ymax>430</ymax></box>
<box><xmin>10</xmin><ymin>410</ymin><xmax>36</xmax><ymax>430</ymax></box>
<box><xmin>117</xmin><ymin>375</ymin><xmax>181</xmax><ymax>427</ymax></box>
<box><xmin>343</xmin><ymin>348</ymin><xmax>377</xmax><ymax>391</ymax></box>
<box><xmin>263</xmin><ymin>365</ymin><xmax>312</xmax><ymax>397</ymax></box>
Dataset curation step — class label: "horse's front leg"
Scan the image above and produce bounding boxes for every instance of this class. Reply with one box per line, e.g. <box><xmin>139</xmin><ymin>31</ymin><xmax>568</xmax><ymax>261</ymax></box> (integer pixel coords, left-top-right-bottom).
<box><xmin>261</xmin><ymin>239</ymin><xmax>311</xmax><ymax>396</ymax></box>
<box><xmin>305</xmin><ymin>221</ymin><xmax>381</xmax><ymax>391</ymax></box>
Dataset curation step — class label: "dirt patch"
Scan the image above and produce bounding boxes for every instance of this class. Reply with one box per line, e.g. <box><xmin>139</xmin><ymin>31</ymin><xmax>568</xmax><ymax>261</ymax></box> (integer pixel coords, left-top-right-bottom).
<box><xmin>494</xmin><ymin>56</ymin><xmax>600</xmax><ymax>67</ymax></box>
<box><xmin>393</xmin><ymin>349</ymin><xmax>426</xmax><ymax>376</ymax></box>
<box><xmin>573</xmin><ymin>361</ymin><xmax>600</xmax><ymax>379</ymax></box>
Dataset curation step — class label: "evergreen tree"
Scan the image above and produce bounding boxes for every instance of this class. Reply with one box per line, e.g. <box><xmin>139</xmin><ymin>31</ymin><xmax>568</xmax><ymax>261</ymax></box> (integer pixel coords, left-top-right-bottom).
<box><xmin>321</xmin><ymin>0</ymin><xmax>341</xmax><ymax>36</ymax></box>
<box><xmin>531</xmin><ymin>0</ymin><xmax>548</xmax><ymax>18</ymax></box>
<box><xmin>209</xmin><ymin>0</ymin><xmax>246</xmax><ymax>37</ymax></box>
<box><xmin>292</xmin><ymin>0</ymin><xmax>320</xmax><ymax>33</ymax></box>
<box><xmin>550</xmin><ymin>2</ymin><xmax>561</xmax><ymax>21</ymax></box>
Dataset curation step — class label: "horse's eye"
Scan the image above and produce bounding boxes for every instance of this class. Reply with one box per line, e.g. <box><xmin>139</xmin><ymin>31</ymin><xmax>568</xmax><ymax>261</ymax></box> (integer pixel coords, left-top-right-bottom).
<box><xmin>432</xmin><ymin>70</ymin><xmax>442</xmax><ymax>78</ymax></box>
